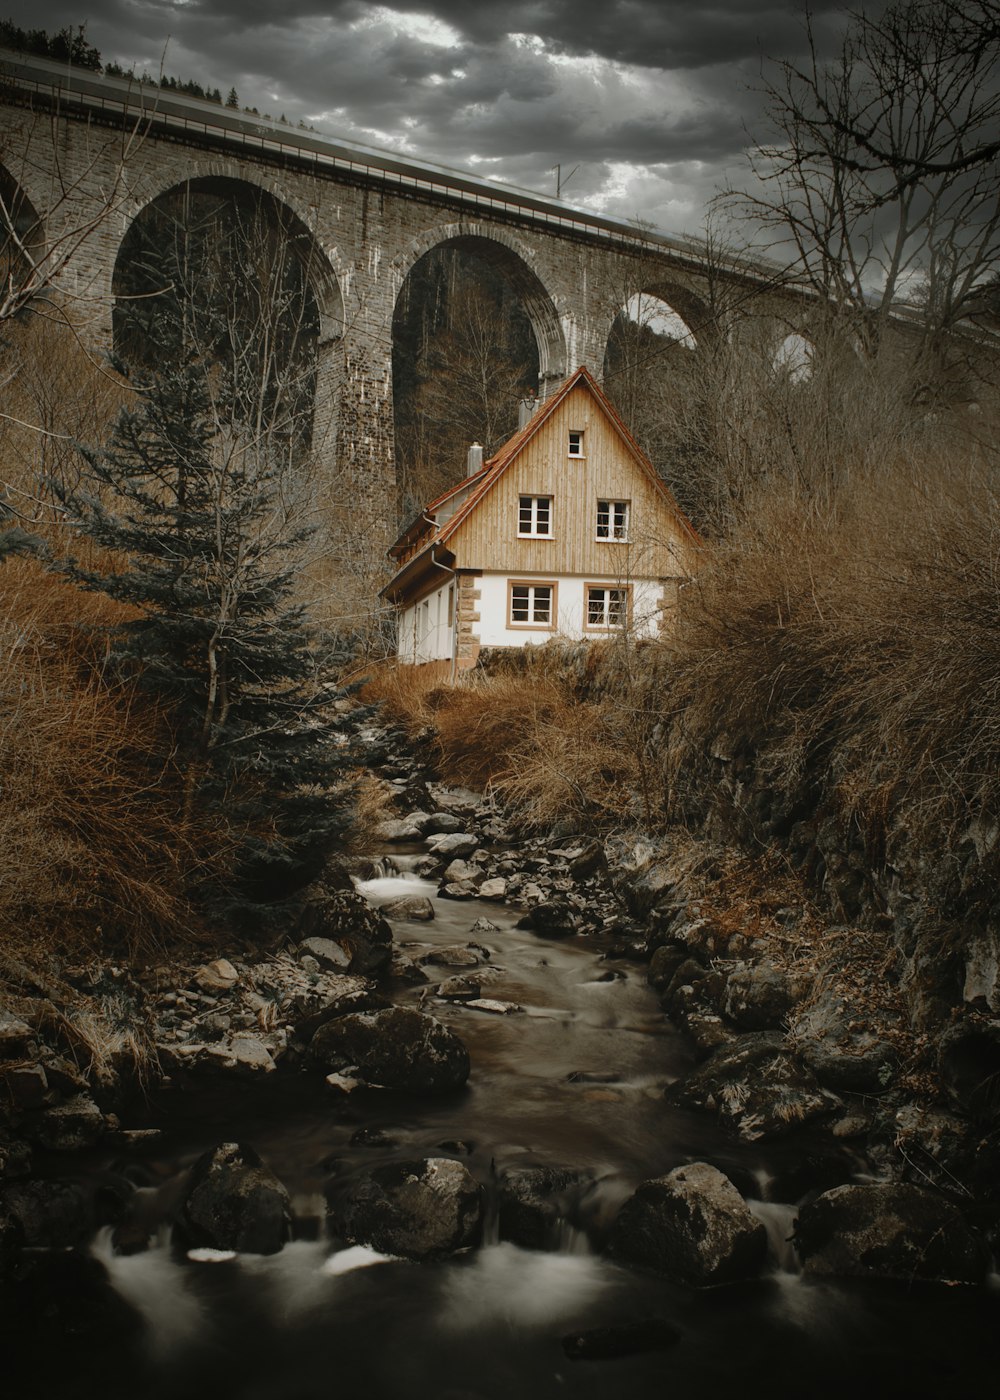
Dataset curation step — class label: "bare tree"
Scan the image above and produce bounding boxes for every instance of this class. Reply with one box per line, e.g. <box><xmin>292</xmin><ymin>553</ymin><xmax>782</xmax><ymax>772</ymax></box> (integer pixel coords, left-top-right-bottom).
<box><xmin>723</xmin><ymin>0</ymin><xmax>1000</xmax><ymax>357</ymax></box>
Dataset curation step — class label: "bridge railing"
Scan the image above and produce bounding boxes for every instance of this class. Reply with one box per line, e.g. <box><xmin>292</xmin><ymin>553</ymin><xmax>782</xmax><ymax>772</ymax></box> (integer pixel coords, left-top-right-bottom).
<box><xmin>0</xmin><ymin>50</ymin><xmax>720</xmax><ymax>264</ymax></box>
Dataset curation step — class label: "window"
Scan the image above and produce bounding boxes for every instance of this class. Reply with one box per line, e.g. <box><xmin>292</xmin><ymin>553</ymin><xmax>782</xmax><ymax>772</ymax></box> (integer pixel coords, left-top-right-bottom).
<box><xmin>509</xmin><ymin>580</ymin><xmax>556</xmax><ymax>628</ymax></box>
<box><xmin>568</xmin><ymin>430</ymin><xmax>584</xmax><ymax>457</ymax></box>
<box><xmin>596</xmin><ymin>499</ymin><xmax>630</xmax><ymax>541</ymax></box>
<box><xmin>586</xmin><ymin>585</ymin><xmax>630</xmax><ymax>629</ymax></box>
<box><xmin>519</xmin><ymin>495</ymin><xmax>552</xmax><ymax>537</ymax></box>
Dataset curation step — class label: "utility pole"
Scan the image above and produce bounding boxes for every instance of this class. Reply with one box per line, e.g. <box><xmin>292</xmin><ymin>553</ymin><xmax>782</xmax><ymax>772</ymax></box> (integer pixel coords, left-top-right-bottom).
<box><xmin>552</xmin><ymin>163</ymin><xmax>580</xmax><ymax>199</ymax></box>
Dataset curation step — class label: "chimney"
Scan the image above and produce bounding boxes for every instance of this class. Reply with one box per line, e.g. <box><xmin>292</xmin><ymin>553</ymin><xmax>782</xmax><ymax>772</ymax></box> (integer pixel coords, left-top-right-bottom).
<box><xmin>518</xmin><ymin>392</ymin><xmax>538</xmax><ymax>429</ymax></box>
<box><xmin>466</xmin><ymin>442</ymin><xmax>484</xmax><ymax>476</ymax></box>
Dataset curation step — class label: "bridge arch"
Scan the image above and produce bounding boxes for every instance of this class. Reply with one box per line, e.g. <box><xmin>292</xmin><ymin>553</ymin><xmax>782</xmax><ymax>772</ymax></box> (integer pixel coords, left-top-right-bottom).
<box><xmin>390</xmin><ymin>223</ymin><xmax>567</xmax><ymax>388</ymax></box>
<box><xmin>0</xmin><ymin>164</ymin><xmax>45</xmax><ymax>311</ymax></box>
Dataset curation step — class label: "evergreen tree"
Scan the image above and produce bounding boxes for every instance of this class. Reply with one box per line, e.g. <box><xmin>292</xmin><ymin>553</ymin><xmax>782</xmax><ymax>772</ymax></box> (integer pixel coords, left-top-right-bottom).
<box><xmin>62</xmin><ymin>332</ymin><xmax>350</xmax><ymax>922</ymax></box>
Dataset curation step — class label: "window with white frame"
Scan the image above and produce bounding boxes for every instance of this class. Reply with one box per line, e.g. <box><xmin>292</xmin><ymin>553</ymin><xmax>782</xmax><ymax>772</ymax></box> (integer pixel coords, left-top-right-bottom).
<box><xmin>518</xmin><ymin>495</ymin><xmax>552</xmax><ymax>537</ymax></box>
<box><xmin>509</xmin><ymin>581</ymin><xmax>555</xmax><ymax>627</ymax></box>
<box><xmin>596</xmin><ymin>499</ymin><xmax>630</xmax><ymax>540</ymax></box>
<box><xmin>568</xmin><ymin>430</ymin><xmax>585</xmax><ymax>457</ymax></box>
<box><xmin>586</xmin><ymin>585</ymin><xmax>630</xmax><ymax>629</ymax></box>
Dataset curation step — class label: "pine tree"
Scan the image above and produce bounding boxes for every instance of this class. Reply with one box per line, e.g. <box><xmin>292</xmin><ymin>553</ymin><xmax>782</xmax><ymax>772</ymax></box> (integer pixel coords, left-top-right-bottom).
<box><xmin>62</xmin><ymin>339</ymin><xmax>350</xmax><ymax>922</ymax></box>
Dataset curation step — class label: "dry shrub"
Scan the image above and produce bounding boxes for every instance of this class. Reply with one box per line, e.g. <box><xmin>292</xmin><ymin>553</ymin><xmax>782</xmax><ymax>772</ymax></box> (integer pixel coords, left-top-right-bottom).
<box><xmin>662</xmin><ymin>435</ymin><xmax>1000</xmax><ymax>895</ymax></box>
<box><xmin>0</xmin><ymin>557</ymin><xmax>215</xmax><ymax>965</ymax></box>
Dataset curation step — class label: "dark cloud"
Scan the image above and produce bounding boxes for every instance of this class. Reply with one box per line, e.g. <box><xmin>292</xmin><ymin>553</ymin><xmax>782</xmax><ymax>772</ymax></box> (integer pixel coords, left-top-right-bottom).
<box><xmin>0</xmin><ymin>1</ymin><xmax>872</xmax><ymax>233</ymax></box>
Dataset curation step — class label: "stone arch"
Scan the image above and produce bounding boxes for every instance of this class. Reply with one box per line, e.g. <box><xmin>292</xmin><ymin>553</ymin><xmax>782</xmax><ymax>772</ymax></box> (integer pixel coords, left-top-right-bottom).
<box><xmin>116</xmin><ymin>166</ymin><xmax>345</xmax><ymax>340</ymax></box>
<box><xmin>598</xmin><ymin>276</ymin><xmax>710</xmax><ymax>373</ymax></box>
<box><xmin>0</xmin><ymin>164</ymin><xmax>44</xmax><ymax>303</ymax></box>
<box><xmin>390</xmin><ymin>222</ymin><xmax>567</xmax><ymax>388</ymax></box>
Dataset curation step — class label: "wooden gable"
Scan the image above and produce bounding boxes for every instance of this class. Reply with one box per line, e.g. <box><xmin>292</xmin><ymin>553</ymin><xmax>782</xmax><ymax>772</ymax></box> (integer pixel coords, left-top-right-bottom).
<box><xmin>442</xmin><ymin>371</ymin><xmax>697</xmax><ymax>579</ymax></box>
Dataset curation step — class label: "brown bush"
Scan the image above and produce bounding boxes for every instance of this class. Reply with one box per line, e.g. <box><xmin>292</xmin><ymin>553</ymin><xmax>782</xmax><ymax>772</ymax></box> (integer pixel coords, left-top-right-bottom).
<box><xmin>0</xmin><ymin>558</ymin><xmax>216</xmax><ymax>964</ymax></box>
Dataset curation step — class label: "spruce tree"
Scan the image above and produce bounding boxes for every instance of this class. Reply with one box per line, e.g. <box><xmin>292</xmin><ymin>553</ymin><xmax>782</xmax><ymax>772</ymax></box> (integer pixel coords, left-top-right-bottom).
<box><xmin>63</xmin><ymin>338</ymin><xmax>350</xmax><ymax>924</ymax></box>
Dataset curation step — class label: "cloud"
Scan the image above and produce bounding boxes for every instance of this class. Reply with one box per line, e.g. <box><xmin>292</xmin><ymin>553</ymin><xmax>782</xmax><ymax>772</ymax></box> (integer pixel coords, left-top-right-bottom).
<box><xmin>0</xmin><ymin>1</ymin><xmax>872</xmax><ymax>233</ymax></box>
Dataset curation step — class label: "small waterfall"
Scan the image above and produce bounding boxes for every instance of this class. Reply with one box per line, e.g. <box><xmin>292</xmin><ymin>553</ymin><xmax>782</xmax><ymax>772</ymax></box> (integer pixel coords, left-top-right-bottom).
<box><xmin>748</xmin><ymin>1199</ymin><xmax>800</xmax><ymax>1274</ymax></box>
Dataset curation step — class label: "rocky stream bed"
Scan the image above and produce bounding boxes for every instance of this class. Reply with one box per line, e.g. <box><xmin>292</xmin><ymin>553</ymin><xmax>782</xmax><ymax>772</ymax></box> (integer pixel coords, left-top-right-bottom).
<box><xmin>1</xmin><ymin>718</ymin><xmax>999</xmax><ymax>1398</ymax></box>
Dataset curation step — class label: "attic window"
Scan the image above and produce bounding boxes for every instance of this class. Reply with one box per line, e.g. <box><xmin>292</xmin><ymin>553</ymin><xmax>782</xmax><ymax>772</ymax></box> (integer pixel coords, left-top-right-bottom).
<box><xmin>596</xmin><ymin>499</ymin><xmax>629</xmax><ymax>541</ymax></box>
<box><xmin>568</xmin><ymin>430</ymin><xmax>585</xmax><ymax>457</ymax></box>
<box><xmin>519</xmin><ymin>495</ymin><xmax>552</xmax><ymax>537</ymax></box>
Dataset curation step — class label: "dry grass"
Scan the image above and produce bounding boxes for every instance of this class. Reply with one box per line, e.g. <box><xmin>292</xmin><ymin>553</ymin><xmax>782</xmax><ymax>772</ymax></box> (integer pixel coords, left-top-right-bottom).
<box><xmin>0</xmin><ymin>557</ymin><xmax>218</xmax><ymax>967</ymax></box>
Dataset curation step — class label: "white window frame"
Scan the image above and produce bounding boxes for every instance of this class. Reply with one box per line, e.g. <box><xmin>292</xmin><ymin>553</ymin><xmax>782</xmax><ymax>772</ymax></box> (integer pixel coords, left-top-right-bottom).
<box><xmin>508</xmin><ymin>579</ymin><xmax>557</xmax><ymax>629</ymax></box>
<box><xmin>518</xmin><ymin>494</ymin><xmax>552</xmax><ymax>537</ymax></box>
<box><xmin>596</xmin><ymin>499</ymin><xmax>630</xmax><ymax>541</ymax></box>
<box><xmin>568</xmin><ymin>430</ymin><xmax>585</xmax><ymax>457</ymax></box>
<box><xmin>585</xmin><ymin>583</ymin><xmax>630</xmax><ymax>630</ymax></box>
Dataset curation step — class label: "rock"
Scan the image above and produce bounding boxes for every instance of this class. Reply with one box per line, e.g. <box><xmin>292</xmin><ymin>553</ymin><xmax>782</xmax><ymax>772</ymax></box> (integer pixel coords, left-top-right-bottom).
<box><xmin>566</xmin><ymin>839</ymin><xmax>607</xmax><ymax>880</ymax></box>
<box><xmin>439</xmin><ymin>881</ymin><xmax>479</xmax><ymax>900</ymax></box>
<box><xmin>498</xmin><ymin>1165</ymin><xmax>592</xmax><ymax>1249</ymax></box>
<box><xmin>666</xmin><ymin>1033</ymin><xmax>841</xmax><ymax>1141</ymax></box>
<box><xmin>1</xmin><ymin>1063</ymin><xmax>48</xmax><ymax>1109</ymax></box>
<box><xmin>478</xmin><ymin>878</ymin><xmax>508</xmax><ymax>900</ymax></box>
<box><xmin>435</xmin><ymin>975</ymin><xmax>483</xmax><ymax>1001</ymax></box>
<box><xmin>794</xmin><ymin>1183</ymin><xmax>988</xmax><ymax>1285</ymax></box>
<box><xmin>0</xmin><ymin>1133</ymin><xmax>31</xmax><ymax>1179</ymax></box>
<box><xmin>23</xmin><ymin>1093</ymin><xmax>104</xmax><ymax>1151</ymax></box>
<box><xmin>205</xmin><ymin>1034</ymin><xmax>275</xmax><ymax>1075</ymax></box>
<box><xmin>388</xmin><ymin>952</ymin><xmax>429</xmax><ymax>985</ymax></box>
<box><xmin>380</xmin><ymin>895</ymin><xmax>435</xmax><ymax>922</ymax></box>
<box><xmin>195</xmin><ymin>958</ymin><xmax>240</xmax><ymax>993</ymax></box>
<box><xmin>647</xmin><ymin>944</ymin><xmax>688</xmax><ymax>992</ymax></box>
<box><xmin>309</xmin><ymin>1007</ymin><xmax>470</xmax><ymax>1092</ymax></box>
<box><xmin>724</xmin><ymin>961</ymin><xmax>806</xmax><ymax>1031</ymax></box>
<box><xmin>299</xmin><ymin>936</ymin><xmax>352</xmax><ymax>970</ymax></box>
<box><xmin>1</xmin><ymin>1178</ymin><xmax>93</xmax><ymax>1246</ymax></box>
<box><xmin>376</xmin><ymin>813</ymin><xmax>435</xmax><ymax>841</ymax></box>
<box><xmin>297</xmin><ymin>886</ymin><xmax>394</xmax><ymax>977</ymax></box>
<box><xmin>470</xmin><ymin>917</ymin><xmax>500</xmax><ymax>934</ymax></box>
<box><xmin>330</xmin><ymin>1157</ymin><xmax>482</xmax><ymax>1259</ymax></box>
<box><xmin>937</xmin><ymin>1020</ymin><xmax>1000</xmax><ymax>1118</ymax></box>
<box><xmin>610</xmin><ymin>1163</ymin><xmax>767</xmax><ymax>1286</ymax></box>
<box><xmin>516</xmin><ymin>898</ymin><xmax>578</xmax><ymax>939</ymax></box>
<box><xmin>422</xmin><ymin>945</ymin><xmax>484</xmax><ymax>968</ymax></box>
<box><xmin>621</xmin><ymin>862</ymin><xmax>676</xmax><ymax>918</ymax></box>
<box><xmin>790</xmin><ymin>985</ymin><xmax>897</xmax><ymax>1093</ymax></box>
<box><xmin>424</xmin><ymin>812</ymin><xmax>463</xmax><ymax>834</ymax></box>
<box><xmin>177</xmin><ymin>1142</ymin><xmax>291</xmax><ymax>1255</ymax></box>
<box><xmin>426</xmin><ymin>832</ymin><xmax>479</xmax><ymax>857</ymax></box>
<box><xmin>0</xmin><ymin>1012</ymin><xmax>33</xmax><ymax>1054</ymax></box>
<box><xmin>442</xmin><ymin>858</ymin><xmax>481</xmax><ymax>885</ymax></box>
<box><xmin>464</xmin><ymin>999</ymin><xmax>523</xmax><ymax>1015</ymax></box>
<box><xmin>563</xmin><ymin>1319</ymin><xmax>680</xmax><ymax>1360</ymax></box>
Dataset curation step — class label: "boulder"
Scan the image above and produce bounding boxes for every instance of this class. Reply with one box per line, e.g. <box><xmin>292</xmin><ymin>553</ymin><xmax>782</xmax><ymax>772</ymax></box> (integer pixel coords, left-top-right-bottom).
<box><xmin>194</xmin><ymin>958</ymin><xmax>240</xmax><ymax>993</ymax></box>
<box><xmin>794</xmin><ymin>1183</ymin><xmax>988</xmax><ymax>1285</ymax></box>
<box><xmin>177</xmin><ymin>1142</ymin><xmax>291</xmax><ymax>1255</ymax></box>
<box><xmin>1</xmin><ymin>1178</ymin><xmax>93</xmax><ymax>1247</ymax></box>
<box><xmin>937</xmin><ymin>1020</ymin><xmax>1000</xmax><ymax>1118</ymax></box>
<box><xmin>376</xmin><ymin>813</ymin><xmax>435</xmax><ymax>841</ymax></box>
<box><xmin>439</xmin><ymin>881</ymin><xmax>479</xmax><ymax>900</ymax></box>
<box><xmin>0</xmin><ymin>1012</ymin><xmax>33</xmax><ymax>1055</ymax></box>
<box><xmin>497</xmin><ymin>1165</ymin><xmax>592</xmax><ymax>1249</ymax></box>
<box><xmin>421</xmin><ymin>944</ymin><xmax>485</xmax><ymax>967</ymax></box>
<box><xmin>790</xmin><ymin>986</ymin><xmax>898</xmax><ymax>1093</ymax></box>
<box><xmin>516</xmin><ymin>898</ymin><xmax>578</xmax><ymax>939</ymax></box>
<box><xmin>620</xmin><ymin>861</ymin><xmax>676</xmax><ymax>918</ymax></box>
<box><xmin>610</xmin><ymin>1163</ymin><xmax>767</xmax><ymax>1286</ymax></box>
<box><xmin>424</xmin><ymin>812</ymin><xmax>463</xmax><ymax>835</ymax></box>
<box><xmin>724</xmin><ymin>961</ymin><xmax>806</xmax><ymax>1031</ymax></box>
<box><xmin>666</xmin><ymin>1033</ymin><xmax>841</xmax><ymax>1141</ymax></box>
<box><xmin>23</xmin><ymin>1093</ymin><xmax>104</xmax><ymax>1151</ymax></box>
<box><xmin>297</xmin><ymin>886</ymin><xmax>393</xmax><ymax>977</ymax></box>
<box><xmin>427</xmin><ymin>832</ymin><xmax>479</xmax><ymax>857</ymax></box>
<box><xmin>566</xmin><ymin>839</ymin><xmax>607</xmax><ymax>880</ymax></box>
<box><xmin>309</xmin><ymin>1006</ymin><xmax>470</xmax><ymax>1092</ymax></box>
<box><xmin>442</xmin><ymin>859</ymin><xmax>481</xmax><ymax>885</ymax></box>
<box><xmin>380</xmin><ymin>895</ymin><xmax>435</xmax><ymax>922</ymax></box>
<box><xmin>299</xmin><ymin>936</ymin><xmax>352</xmax><ymax>970</ymax></box>
<box><xmin>330</xmin><ymin>1157</ymin><xmax>482</xmax><ymax>1259</ymax></box>
<box><xmin>478</xmin><ymin>877</ymin><xmax>507</xmax><ymax>900</ymax></box>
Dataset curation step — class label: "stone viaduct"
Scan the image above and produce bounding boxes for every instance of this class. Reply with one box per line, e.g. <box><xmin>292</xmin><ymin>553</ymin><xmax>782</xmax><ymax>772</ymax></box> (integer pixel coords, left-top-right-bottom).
<box><xmin>0</xmin><ymin>49</ymin><xmax>793</xmax><ymax>571</ymax></box>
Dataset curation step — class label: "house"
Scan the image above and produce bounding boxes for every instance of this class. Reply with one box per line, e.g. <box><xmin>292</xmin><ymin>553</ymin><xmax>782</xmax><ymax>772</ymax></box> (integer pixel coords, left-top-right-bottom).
<box><xmin>381</xmin><ymin>366</ymin><xmax>700</xmax><ymax>677</ymax></box>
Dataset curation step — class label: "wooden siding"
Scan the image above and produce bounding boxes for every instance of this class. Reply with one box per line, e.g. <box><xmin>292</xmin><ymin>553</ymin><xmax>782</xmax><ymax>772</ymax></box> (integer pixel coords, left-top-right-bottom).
<box><xmin>446</xmin><ymin>382</ymin><xmax>693</xmax><ymax>579</ymax></box>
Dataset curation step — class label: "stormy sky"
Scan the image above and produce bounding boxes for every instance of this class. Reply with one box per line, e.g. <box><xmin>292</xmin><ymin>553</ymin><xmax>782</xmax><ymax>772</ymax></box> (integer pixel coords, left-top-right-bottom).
<box><xmin>2</xmin><ymin>1</ymin><xmax>872</xmax><ymax>237</ymax></box>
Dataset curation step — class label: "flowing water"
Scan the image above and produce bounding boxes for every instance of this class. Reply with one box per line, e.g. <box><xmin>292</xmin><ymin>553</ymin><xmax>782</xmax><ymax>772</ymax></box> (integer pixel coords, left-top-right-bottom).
<box><xmin>21</xmin><ymin>861</ymin><xmax>1000</xmax><ymax>1399</ymax></box>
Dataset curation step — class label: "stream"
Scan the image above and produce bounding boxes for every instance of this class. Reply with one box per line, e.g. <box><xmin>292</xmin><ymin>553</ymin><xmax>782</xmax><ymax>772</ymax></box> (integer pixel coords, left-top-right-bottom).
<box><xmin>23</xmin><ymin>859</ymin><xmax>1000</xmax><ymax>1399</ymax></box>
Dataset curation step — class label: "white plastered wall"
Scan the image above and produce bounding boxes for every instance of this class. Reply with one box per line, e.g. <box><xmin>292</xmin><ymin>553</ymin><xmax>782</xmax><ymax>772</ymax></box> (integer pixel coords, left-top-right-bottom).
<box><xmin>476</xmin><ymin>572</ymin><xmax>664</xmax><ymax>647</ymax></box>
<box><xmin>397</xmin><ymin>579</ymin><xmax>456</xmax><ymax>664</ymax></box>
